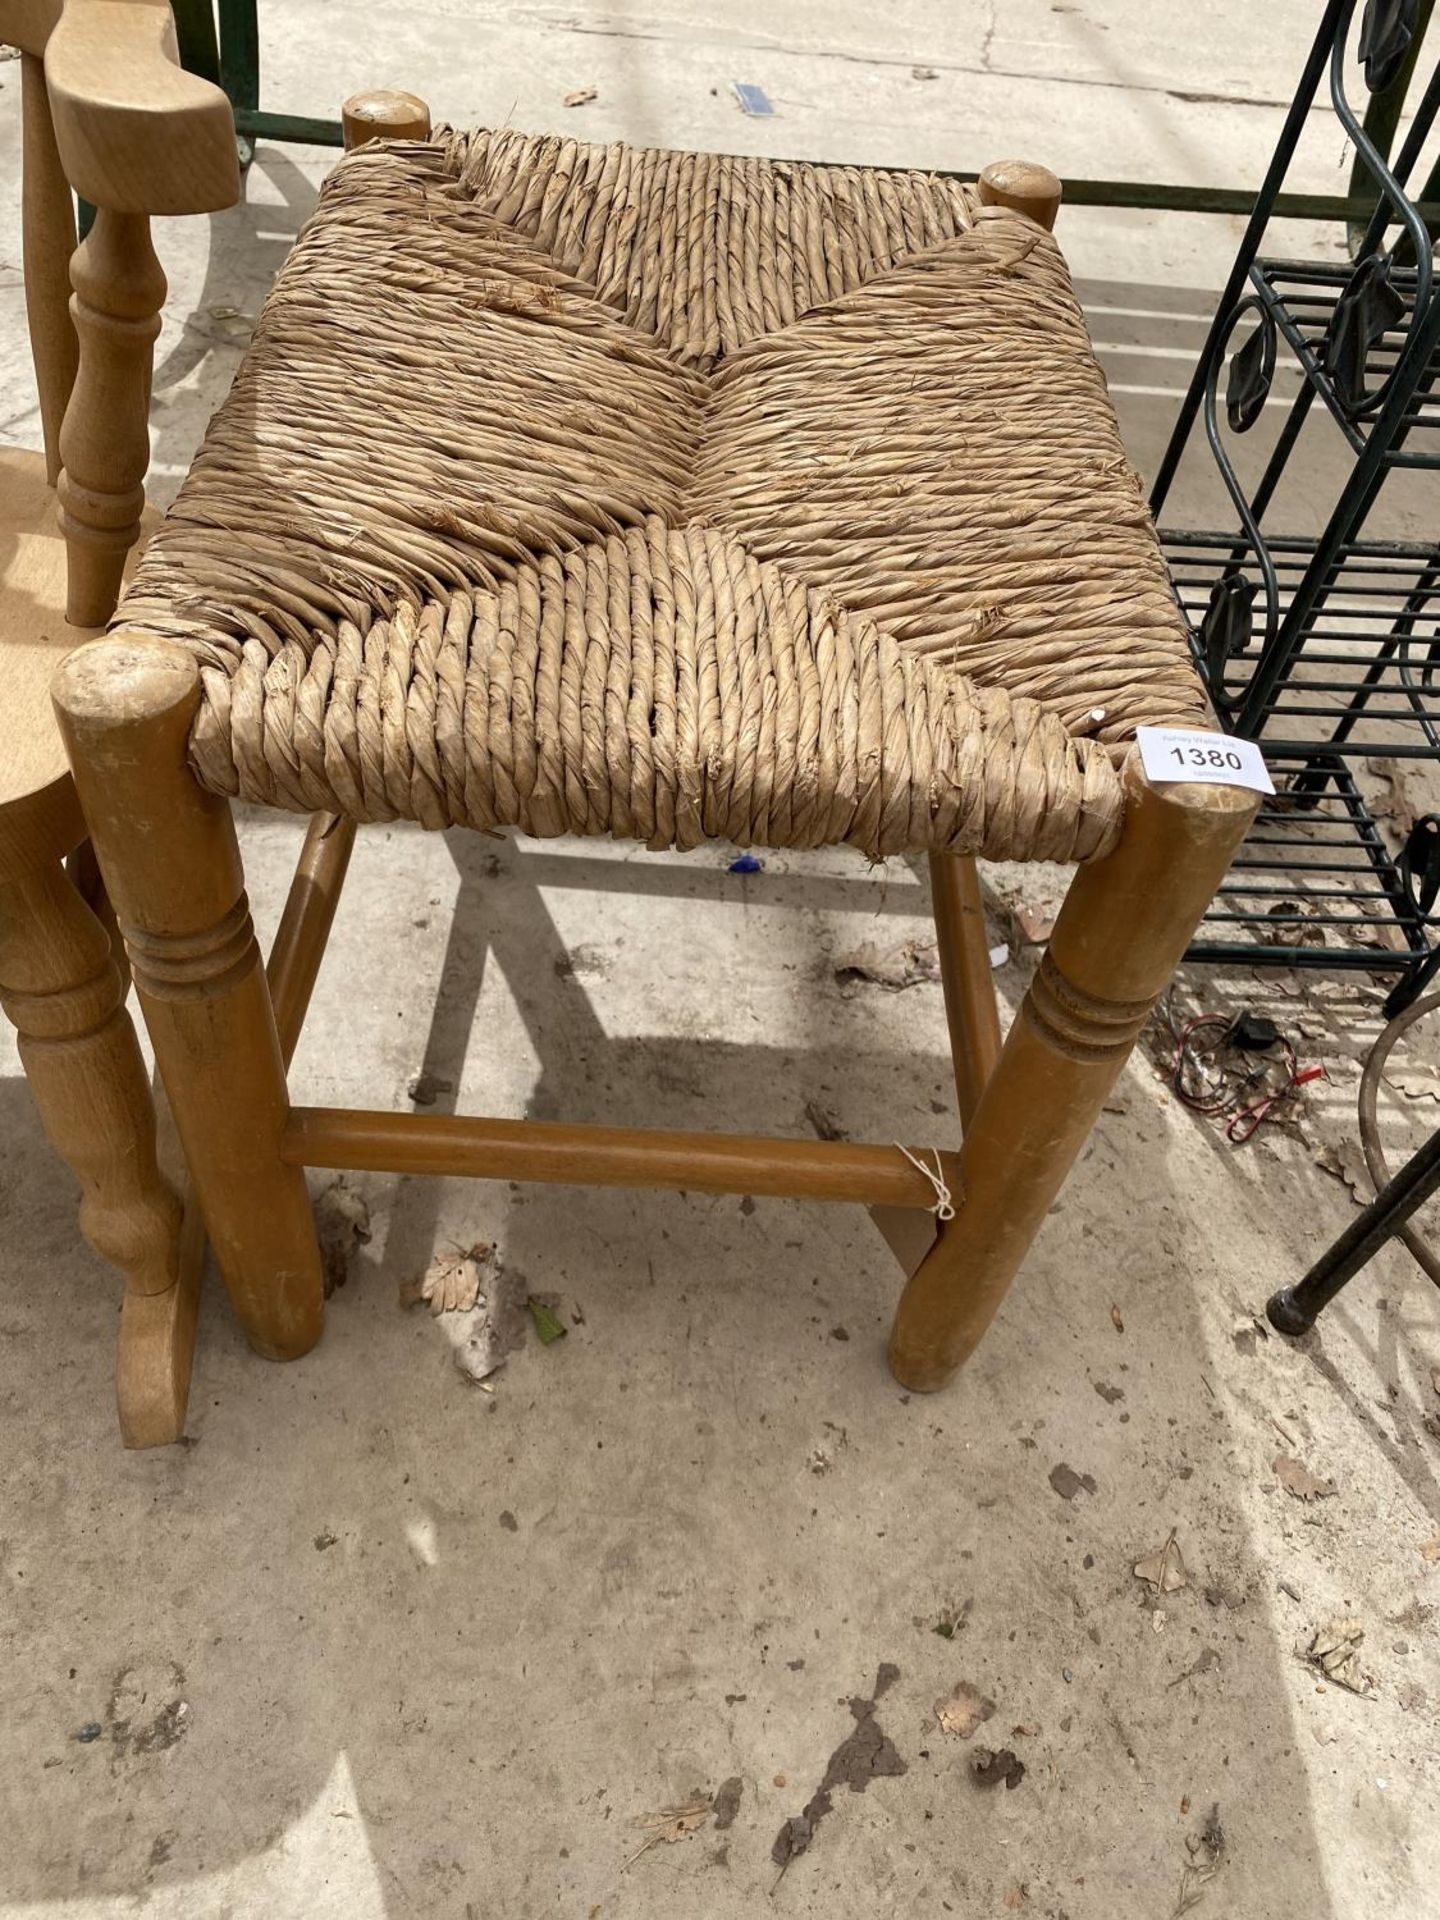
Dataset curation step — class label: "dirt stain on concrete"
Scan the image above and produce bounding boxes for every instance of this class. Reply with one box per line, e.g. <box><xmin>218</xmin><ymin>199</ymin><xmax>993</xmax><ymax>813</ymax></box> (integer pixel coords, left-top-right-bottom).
<box><xmin>712</xmin><ymin>1776</ymin><xmax>743</xmax><ymax>1830</ymax></box>
<box><xmin>771</xmin><ymin>1663</ymin><xmax>906</xmax><ymax>1869</ymax></box>
<box><xmin>106</xmin><ymin>1661</ymin><xmax>189</xmax><ymax>1760</ymax></box>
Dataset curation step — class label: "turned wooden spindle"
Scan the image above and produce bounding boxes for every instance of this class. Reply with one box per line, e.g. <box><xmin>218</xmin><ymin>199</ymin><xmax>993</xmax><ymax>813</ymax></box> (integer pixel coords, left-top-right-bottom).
<box><xmin>0</xmin><ymin>859</ymin><xmax>182</xmax><ymax>1296</ymax></box>
<box><xmin>888</xmin><ymin>758</ymin><xmax>1256</xmax><ymax>1392</ymax></box>
<box><xmin>20</xmin><ymin>48</ymin><xmax>80</xmax><ymax>486</ymax></box>
<box><xmin>56</xmin><ymin>209</ymin><xmax>165</xmax><ymax>627</ymax></box>
<box><xmin>53</xmin><ymin>636</ymin><xmax>325</xmax><ymax>1361</ymax></box>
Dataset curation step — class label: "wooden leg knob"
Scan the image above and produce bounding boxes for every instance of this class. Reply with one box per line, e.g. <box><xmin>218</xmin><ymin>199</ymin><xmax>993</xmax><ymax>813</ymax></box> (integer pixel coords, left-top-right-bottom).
<box><xmin>978</xmin><ymin>160</ymin><xmax>1063</xmax><ymax>232</ymax></box>
<box><xmin>341</xmin><ymin>90</ymin><xmax>433</xmax><ymax>150</ymax></box>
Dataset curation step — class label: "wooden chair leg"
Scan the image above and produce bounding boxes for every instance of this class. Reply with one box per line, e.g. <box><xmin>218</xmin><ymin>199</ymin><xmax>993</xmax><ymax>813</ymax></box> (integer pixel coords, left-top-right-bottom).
<box><xmin>0</xmin><ymin>855</ymin><xmax>182</xmax><ymax>1296</ymax></box>
<box><xmin>929</xmin><ymin>854</ymin><xmax>1002</xmax><ymax>1128</ymax></box>
<box><xmin>20</xmin><ymin>50</ymin><xmax>79</xmax><ymax>486</ymax></box>
<box><xmin>56</xmin><ymin>839</ymin><xmax>207</xmax><ymax>1445</ymax></box>
<box><xmin>53</xmin><ymin>636</ymin><xmax>325</xmax><ymax>1362</ymax></box>
<box><xmin>66</xmin><ymin>835</ymin><xmax>129</xmax><ymax>992</ymax></box>
<box><xmin>116</xmin><ymin>1090</ymin><xmax>206</xmax><ymax>1449</ymax></box>
<box><xmin>888</xmin><ymin>757</ymin><xmax>1256</xmax><ymax>1392</ymax></box>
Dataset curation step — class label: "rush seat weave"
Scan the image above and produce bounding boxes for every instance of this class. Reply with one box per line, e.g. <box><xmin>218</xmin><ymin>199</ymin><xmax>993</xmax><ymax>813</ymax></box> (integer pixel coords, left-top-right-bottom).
<box><xmin>114</xmin><ymin>131</ymin><xmax>1209</xmax><ymax>863</ymax></box>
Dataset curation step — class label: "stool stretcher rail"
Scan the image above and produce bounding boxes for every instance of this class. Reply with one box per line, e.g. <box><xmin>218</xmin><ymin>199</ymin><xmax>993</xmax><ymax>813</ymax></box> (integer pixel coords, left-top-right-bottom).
<box><xmin>282</xmin><ymin>1107</ymin><xmax>956</xmax><ymax>1210</ymax></box>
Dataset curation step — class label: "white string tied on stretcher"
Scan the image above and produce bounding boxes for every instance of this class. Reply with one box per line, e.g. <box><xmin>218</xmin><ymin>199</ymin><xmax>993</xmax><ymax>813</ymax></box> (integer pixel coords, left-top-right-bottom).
<box><xmin>895</xmin><ymin>1143</ymin><xmax>956</xmax><ymax>1221</ymax></box>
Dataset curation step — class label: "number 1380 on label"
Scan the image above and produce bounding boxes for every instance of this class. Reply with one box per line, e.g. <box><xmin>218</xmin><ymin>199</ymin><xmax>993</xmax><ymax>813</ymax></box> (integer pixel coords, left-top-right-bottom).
<box><xmin>1136</xmin><ymin>726</ymin><xmax>1274</xmax><ymax>796</ymax></box>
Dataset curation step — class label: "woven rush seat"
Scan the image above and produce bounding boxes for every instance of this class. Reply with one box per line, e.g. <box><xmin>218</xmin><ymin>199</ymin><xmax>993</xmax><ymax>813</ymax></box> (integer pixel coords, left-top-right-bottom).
<box><xmin>114</xmin><ymin>130</ymin><xmax>1209</xmax><ymax>864</ymax></box>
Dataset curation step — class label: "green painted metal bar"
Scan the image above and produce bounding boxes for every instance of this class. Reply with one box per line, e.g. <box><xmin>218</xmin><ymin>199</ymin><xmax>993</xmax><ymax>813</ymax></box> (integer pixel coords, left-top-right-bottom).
<box><xmin>789</xmin><ymin>163</ymin><xmax>1440</xmax><ymax>222</ymax></box>
<box><xmin>233</xmin><ymin>107</ymin><xmax>346</xmax><ymax>147</ymax></box>
<box><xmin>169</xmin><ymin>0</ymin><xmax>222</xmax><ymax>85</ymax></box>
<box><xmin>979</xmin><ymin>179</ymin><xmax>1440</xmax><ymax>220</ymax></box>
<box><xmin>217</xmin><ymin>0</ymin><xmax>259</xmax><ymax>113</ymax></box>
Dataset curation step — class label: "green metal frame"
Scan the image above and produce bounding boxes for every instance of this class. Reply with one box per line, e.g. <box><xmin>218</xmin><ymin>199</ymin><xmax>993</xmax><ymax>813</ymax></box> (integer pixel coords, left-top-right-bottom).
<box><xmin>170</xmin><ymin>0</ymin><xmax>344</xmax><ymax>159</ymax></box>
<box><xmin>161</xmin><ymin>0</ymin><xmax>1434</xmax><ymax>224</ymax></box>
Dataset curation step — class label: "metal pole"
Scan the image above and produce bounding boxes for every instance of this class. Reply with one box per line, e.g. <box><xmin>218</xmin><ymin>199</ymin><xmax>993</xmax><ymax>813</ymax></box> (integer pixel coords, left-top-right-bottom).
<box><xmin>1268</xmin><ymin>1121</ymin><xmax>1440</xmax><ymax>1331</ymax></box>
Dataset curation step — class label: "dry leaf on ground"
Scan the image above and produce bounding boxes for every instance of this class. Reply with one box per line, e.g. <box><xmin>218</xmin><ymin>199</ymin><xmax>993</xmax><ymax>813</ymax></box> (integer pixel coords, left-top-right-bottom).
<box><xmin>1273</xmin><ymin>1453</ymin><xmax>1336</xmax><ymax>1502</ymax></box>
<box><xmin>625</xmin><ymin>1797</ymin><xmax>710</xmax><ymax>1867</ymax></box>
<box><xmin>1168</xmin><ymin>1646</ymin><xmax>1222</xmax><ymax>1687</ymax></box>
<box><xmin>1110</xmin><ymin>1303</ymin><xmax>1125</xmax><ymax>1333</ymax></box>
<box><xmin>804</xmin><ymin>1098</ymin><xmax>847</xmax><ymax>1142</ymax></box>
<box><xmin>972</xmin><ymin>1746</ymin><xmax>1025</xmax><ymax>1789</ymax></box>
<box><xmin>563</xmin><ymin>85</ymin><xmax>597</xmax><ymax>106</ymax></box>
<box><xmin>1308</xmin><ymin>1617</ymin><xmax>1369</xmax><ymax>1694</ymax></box>
<box><xmin>1011</xmin><ymin>903</ymin><xmax>1054</xmax><ymax>947</ymax></box>
<box><xmin>833</xmin><ymin>939</ymin><xmax>940</xmax><ymax>991</ymax></box>
<box><xmin>1387</xmin><ymin>1067</ymin><xmax>1440</xmax><ymax>1102</ymax></box>
<box><xmin>1002</xmin><ymin>1887</ymin><xmax>1029</xmax><ymax>1911</ymax></box>
<box><xmin>1134</xmin><ymin>1533</ymin><xmax>1189</xmax><ymax>1594</ymax></box>
<box><xmin>452</xmin><ymin>1263</ymin><xmax>532</xmax><ymax>1384</ymax></box>
<box><xmin>401</xmin><ymin>1243</ymin><xmax>490</xmax><ymax>1316</ymax></box>
<box><xmin>1366</xmin><ymin>758</ymin><xmax>1422</xmax><ymax>839</ymax></box>
<box><xmin>1313</xmin><ymin>1140</ymin><xmax>1375</xmax><ymax>1205</ymax></box>
<box><xmin>1420</xmin><ymin>1534</ymin><xmax>1440</xmax><ymax>1564</ymax></box>
<box><xmin>934</xmin><ymin>1681</ymin><xmax>995</xmax><ymax>1739</ymax></box>
<box><xmin>1261</xmin><ymin>900</ymin><xmax>1317</xmax><ymax>947</ymax></box>
<box><xmin>314</xmin><ymin>1180</ymin><xmax>371</xmax><ymax>1296</ymax></box>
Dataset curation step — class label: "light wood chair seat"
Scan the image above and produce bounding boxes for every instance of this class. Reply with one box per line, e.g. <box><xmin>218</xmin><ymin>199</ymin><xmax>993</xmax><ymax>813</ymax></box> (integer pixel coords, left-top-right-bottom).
<box><xmin>2</xmin><ymin>444</ymin><xmax>88</xmax><ymax>870</ymax></box>
<box><xmin>113</xmin><ymin>133</ymin><xmax>1209</xmax><ymax>868</ymax></box>
<box><xmin>1</xmin><ymin>447</ymin><xmax>160</xmax><ymax>857</ymax></box>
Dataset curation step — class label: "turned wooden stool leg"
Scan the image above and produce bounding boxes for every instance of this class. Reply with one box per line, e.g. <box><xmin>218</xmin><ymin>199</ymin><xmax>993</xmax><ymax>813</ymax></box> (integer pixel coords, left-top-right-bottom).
<box><xmin>0</xmin><ymin>857</ymin><xmax>182</xmax><ymax>1295</ymax></box>
<box><xmin>889</xmin><ymin>758</ymin><xmax>1256</xmax><ymax>1392</ymax></box>
<box><xmin>929</xmin><ymin>855</ymin><xmax>1003</xmax><ymax>1128</ymax></box>
<box><xmin>54</xmin><ymin>637</ymin><xmax>324</xmax><ymax>1361</ymax></box>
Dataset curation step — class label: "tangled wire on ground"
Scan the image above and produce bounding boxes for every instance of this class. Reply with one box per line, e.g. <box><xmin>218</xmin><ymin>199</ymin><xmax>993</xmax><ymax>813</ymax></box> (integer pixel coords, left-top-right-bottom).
<box><xmin>1167</xmin><ymin>1006</ymin><xmax>1325</xmax><ymax>1143</ymax></box>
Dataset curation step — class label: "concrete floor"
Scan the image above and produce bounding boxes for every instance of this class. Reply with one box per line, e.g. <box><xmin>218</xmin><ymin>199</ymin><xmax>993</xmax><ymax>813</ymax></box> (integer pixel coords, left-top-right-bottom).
<box><xmin>2</xmin><ymin>4</ymin><xmax>1440</xmax><ymax>1916</ymax></box>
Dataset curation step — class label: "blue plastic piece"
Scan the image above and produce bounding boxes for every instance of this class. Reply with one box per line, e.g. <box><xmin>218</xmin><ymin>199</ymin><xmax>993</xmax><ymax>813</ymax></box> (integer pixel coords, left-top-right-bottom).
<box><xmin>731</xmin><ymin>82</ymin><xmax>774</xmax><ymax>117</ymax></box>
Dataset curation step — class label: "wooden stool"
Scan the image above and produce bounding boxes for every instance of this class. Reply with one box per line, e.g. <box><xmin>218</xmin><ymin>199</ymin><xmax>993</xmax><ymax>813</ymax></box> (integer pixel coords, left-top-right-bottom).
<box><xmin>31</xmin><ymin>11</ymin><xmax>1257</xmax><ymax>1442</ymax></box>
